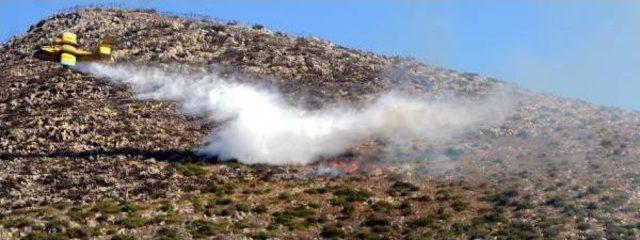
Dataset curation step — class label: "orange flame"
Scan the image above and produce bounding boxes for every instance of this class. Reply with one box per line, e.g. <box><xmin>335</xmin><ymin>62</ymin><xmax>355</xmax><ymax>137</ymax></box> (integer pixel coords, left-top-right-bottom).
<box><xmin>327</xmin><ymin>159</ymin><xmax>362</xmax><ymax>173</ymax></box>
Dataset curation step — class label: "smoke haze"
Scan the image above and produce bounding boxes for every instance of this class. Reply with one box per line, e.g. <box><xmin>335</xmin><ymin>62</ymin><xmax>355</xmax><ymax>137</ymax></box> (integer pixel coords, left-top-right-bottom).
<box><xmin>78</xmin><ymin>63</ymin><xmax>513</xmax><ymax>165</ymax></box>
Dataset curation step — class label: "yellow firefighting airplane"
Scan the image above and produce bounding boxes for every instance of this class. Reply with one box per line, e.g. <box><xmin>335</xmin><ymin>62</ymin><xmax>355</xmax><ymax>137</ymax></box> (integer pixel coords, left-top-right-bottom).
<box><xmin>34</xmin><ymin>32</ymin><xmax>114</xmax><ymax>67</ymax></box>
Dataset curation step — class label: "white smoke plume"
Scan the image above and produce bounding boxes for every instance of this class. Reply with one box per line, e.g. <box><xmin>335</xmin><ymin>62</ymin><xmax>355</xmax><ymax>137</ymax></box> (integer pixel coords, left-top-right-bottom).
<box><xmin>78</xmin><ymin>63</ymin><xmax>513</xmax><ymax>165</ymax></box>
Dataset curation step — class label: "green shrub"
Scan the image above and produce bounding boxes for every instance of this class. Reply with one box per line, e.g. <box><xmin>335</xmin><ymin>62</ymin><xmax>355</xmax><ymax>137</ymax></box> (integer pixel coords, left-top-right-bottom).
<box><xmin>600</xmin><ymin>139</ymin><xmax>613</xmax><ymax>148</ymax></box>
<box><xmin>177</xmin><ymin>162</ymin><xmax>206</xmax><ymax>176</ymax></box>
<box><xmin>451</xmin><ymin>199</ymin><xmax>470</xmax><ymax>212</ymax></box>
<box><xmin>341</xmin><ymin>203</ymin><xmax>355</xmax><ymax>218</ymax></box>
<box><xmin>283</xmin><ymin>219</ymin><xmax>310</xmax><ymax>231</ymax></box>
<box><xmin>602</xmin><ymin>193</ymin><xmax>629</xmax><ymax>209</ymax></box>
<box><xmin>436</xmin><ymin>207</ymin><xmax>450</xmax><ymax>220</ymax></box>
<box><xmin>66</xmin><ymin>227</ymin><xmax>91</xmax><ymax>238</ymax></box>
<box><xmin>213</xmin><ymin>197</ymin><xmax>233</xmax><ymax>206</ymax></box>
<box><xmin>53</xmin><ymin>201</ymin><xmax>71</xmax><ymax>210</ymax></box>
<box><xmin>410</xmin><ymin>215</ymin><xmax>436</xmax><ymax>228</ymax></box>
<box><xmin>23</xmin><ymin>232</ymin><xmax>69</xmax><ymax>240</ymax></box>
<box><xmin>304</xmin><ymin>187</ymin><xmax>328</xmax><ymax>194</ymax></box>
<box><xmin>191</xmin><ymin>197</ymin><xmax>204</xmax><ymax>213</ymax></box>
<box><xmin>545</xmin><ymin>196</ymin><xmax>567</xmax><ymax>208</ymax></box>
<box><xmin>233</xmin><ymin>219</ymin><xmax>257</xmax><ymax>230</ymax></box>
<box><xmin>45</xmin><ymin>219</ymin><xmax>69</xmax><ymax>233</ymax></box>
<box><xmin>604</xmin><ymin>221</ymin><xmax>634</xmax><ymax>239</ymax></box>
<box><xmin>94</xmin><ymin>199</ymin><xmax>122</xmax><ymax>214</ymax></box>
<box><xmin>252</xmin><ymin>204</ymin><xmax>268</xmax><ymax>214</ymax></box>
<box><xmin>204</xmin><ymin>183</ymin><xmax>235</xmax><ymax>196</ymax></box>
<box><xmin>189</xmin><ymin>219</ymin><xmax>228</xmax><ymax>238</ymax></box>
<box><xmin>248</xmin><ymin>231</ymin><xmax>275</xmax><ymax>240</ymax></box>
<box><xmin>484</xmin><ymin>189</ymin><xmax>519</xmax><ymax>206</ymax></box>
<box><xmin>272</xmin><ymin>206</ymin><xmax>315</xmax><ymax>222</ymax></box>
<box><xmin>305</xmin><ymin>215</ymin><xmax>322</xmax><ymax>224</ymax></box>
<box><xmin>106</xmin><ymin>228</ymin><xmax>117</xmax><ymax>235</ymax></box>
<box><xmin>111</xmin><ymin>234</ymin><xmax>136</xmax><ymax>240</ymax></box>
<box><xmin>435</xmin><ymin>190</ymin><xmax>453</xmax><ymax>201</ymax></box>
<box><xmin>331</xmin><ymin>186</ymin><xmax>371</xmax><ymax>205</ymax></box>
<box><xmin>586</xmin><ymin>185</ymin><xmax>601</xmax><ymax>195</ymax></box>
<box><xmin>321</xmin><ymin>225</ymin><xmax>346</xmax><ymax>238</ymax></box>
<box><xmin>577</xmin><ymin>222</ymin><xmax>590</xmax><ymax>231</ymax></box>
<box><xmin>495</xmin><ymin>221</ymin><xmax>539</xmax><ymax>239</ymax></box>
<box><xmin>2</xmin><ymin>217</ymin><xmax>32</xmax><ymax>228</ymax></box>
<box><xmin>277</xmin><ymin>192</ymin><xmax>291</xmax><ymax>200</ymax></box>
<box><xmin>121</xmin><ymin>202</ymin><xmax>143</xmax><ymax>213</ymax></box>
<box><xmin>363</xmin><ymin>216</ymin><xmax>391</xmax><ymax>233</ymax></box>
<box><xmin>155</xmin><ymin>227</ymin><xmax>181</xmax><ymax>240</ymax></box>
<box><xmin>355</xmin><ymin>228</ymin><xmax>382</xmax><ymax>240</ymax></box>
<box><xmin>363</xmin><ymin>217</ymin><xmax>390</xmax><ymax>227</ymax></box>
<box><xmin>271</xmin><ymin>205</ymin><xmax>316</xmax><ymax>230</ymax></box>
<box><xmin>414</xmin><ymin>194</ymin><xmax>432</xmax><ymax>202</ymax></box>
<box><xmin>399</xmin><ymin>200</ymin><xmax>412</xmax><ymax>215</ymax></box>
<box><xmin>235</xmin><ymin>203</ymin><xmax>251</xmax><ymax>212</ymax></box>
<box><xmin>151</xmin><ymin>212</ymin><xmax>184</xmax><ymax>224</ymax></box>
<box><xmin>68</xmin><ymin>207</ymin><xmax>93</xmax><ymax>223</ymax></box>
<box><xmin>119</xmin><ymin>215</ymin><xmax>148</xmax><ymax>228</ymax></box>
<box><xmin>216</xmin><ymin>207</ymin><xmax>235</xmax><ymax>216</ymax></box>
<box><xmin>159</xmin><ymin>201</ymin><xmax>175</xmax><ymax>212</ymax></box>
<box><xmin>371</xmin><ymin>200</ymin><xmax>394</xmax><ymax>212</ymax></box>
<box><xmin>390</xmin><ymin>181</ymin><xmax>419</xmax><ymax>196</ymax></box>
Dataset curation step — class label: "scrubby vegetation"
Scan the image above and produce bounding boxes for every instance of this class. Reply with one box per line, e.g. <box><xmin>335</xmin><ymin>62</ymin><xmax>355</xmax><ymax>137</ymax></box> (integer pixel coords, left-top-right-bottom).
<box><xmin>2</xmin><ymin>161</ymin><xmax>639</xmax><ymax>239</ymax></box>
<box><xmin>3</xmin><ymin>7</ymin><xmax>640</xmax><ymax>240</ymax></box>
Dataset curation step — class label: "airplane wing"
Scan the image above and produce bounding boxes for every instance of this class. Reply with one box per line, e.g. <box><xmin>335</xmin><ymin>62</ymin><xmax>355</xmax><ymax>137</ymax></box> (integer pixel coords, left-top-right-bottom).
<box><xmin>39</xmin><ymin>45</ymin><xmax>61</xmax><ymax>53</ymax></box>
<box><xmin>77</xmin><ymin>35</ymin><xmax>115</xmax><ymax>62</ymax></box>
<box><xmin>98</xmin><ymin>35</ymin><xmax>115</xmax><ymax>55</ymax></box>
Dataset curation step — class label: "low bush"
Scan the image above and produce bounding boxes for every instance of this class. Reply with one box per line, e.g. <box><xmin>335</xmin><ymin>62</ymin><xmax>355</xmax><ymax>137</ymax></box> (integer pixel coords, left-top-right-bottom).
<box><xmin>390</xmin><ymin>181</ymin><xmax>419</xmax><ymax>196</ymax></box>
<box><xmin>451</xmin><ymin>199</ymin><xmax>470</xmax><ymax>212</ymax></box>
<box><xmin>94</xmin><ymin>199</ymin><xmax>122</xmax><ymax>214</ymax></box>
<box><xmin>2</xmin><ymin>217</ymin><xmax>32</xmax><ymax>228</ymax></box>
<box><xmin>371</xmin><ymin>200</ymin><xmax>394</xmax><ymax>212</ymax></box>
<box><xmin>118</xmin><ymin>215</ymin><xmax>148</xmax><ymax>228</ymax></box>
<box><xmin>177</xmin><ymin>162</ymin><xmax>206</xmax><ymax>176</ymax></box>
<box><xmin>321</xmin><ymin>225</ymin><xmax>346</xmax><ymax>238</ymax></box>
<box><xmin>189</xmin><ymin>219</ymin><xmax>228</xmax><ymax>238</ymax></box>
<box><xmin>204</xmin><ymin>183</ymin><xmax>235</xmax><ymax>196</ymax></box>
<box><xmin>331</xmin><ymin>186</ymin><xmax>371</xmax><ymax>205</ymax></box>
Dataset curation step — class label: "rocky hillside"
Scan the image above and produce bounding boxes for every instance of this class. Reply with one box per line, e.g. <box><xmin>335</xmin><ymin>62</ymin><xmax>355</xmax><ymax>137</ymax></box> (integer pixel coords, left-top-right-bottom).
<box><xmin>2</xmin><ymin>8</ymin><xmax>640</xmax><ymax>239</ymax></box>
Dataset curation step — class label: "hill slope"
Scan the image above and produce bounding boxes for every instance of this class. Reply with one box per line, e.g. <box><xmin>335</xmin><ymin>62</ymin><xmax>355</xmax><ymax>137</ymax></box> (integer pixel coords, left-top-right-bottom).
<box><xmin>1</xmin><ymin>8</ymin><xmax>640</xmax><ymax>239</ymax></box>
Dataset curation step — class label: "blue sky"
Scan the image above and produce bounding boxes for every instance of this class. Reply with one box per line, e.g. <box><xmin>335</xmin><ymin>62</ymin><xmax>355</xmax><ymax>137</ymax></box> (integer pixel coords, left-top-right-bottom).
<box><xmin>2</xmin><ymin>1</ymin><xmax>638</xmax><ymax>110</ymax></box>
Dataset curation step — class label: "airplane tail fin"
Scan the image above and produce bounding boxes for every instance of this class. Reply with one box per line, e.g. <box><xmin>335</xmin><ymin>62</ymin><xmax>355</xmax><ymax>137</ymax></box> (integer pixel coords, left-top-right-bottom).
<box><xmin>60</xmin><ymin>52</ymin><xmax>76</xmax><ymax>67</ymax></box>
<box><xmin>98</xmin><ymin>35</ymin><xmax>115</xmax><ymax>56</ymax></box>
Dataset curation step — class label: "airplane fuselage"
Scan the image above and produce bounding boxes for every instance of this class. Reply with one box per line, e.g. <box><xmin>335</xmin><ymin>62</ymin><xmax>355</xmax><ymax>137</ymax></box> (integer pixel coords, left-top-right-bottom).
<box><xmin>34</xmin><ymin>32</ymin><xmax>114</xmax><ymax>67</ymax></box>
